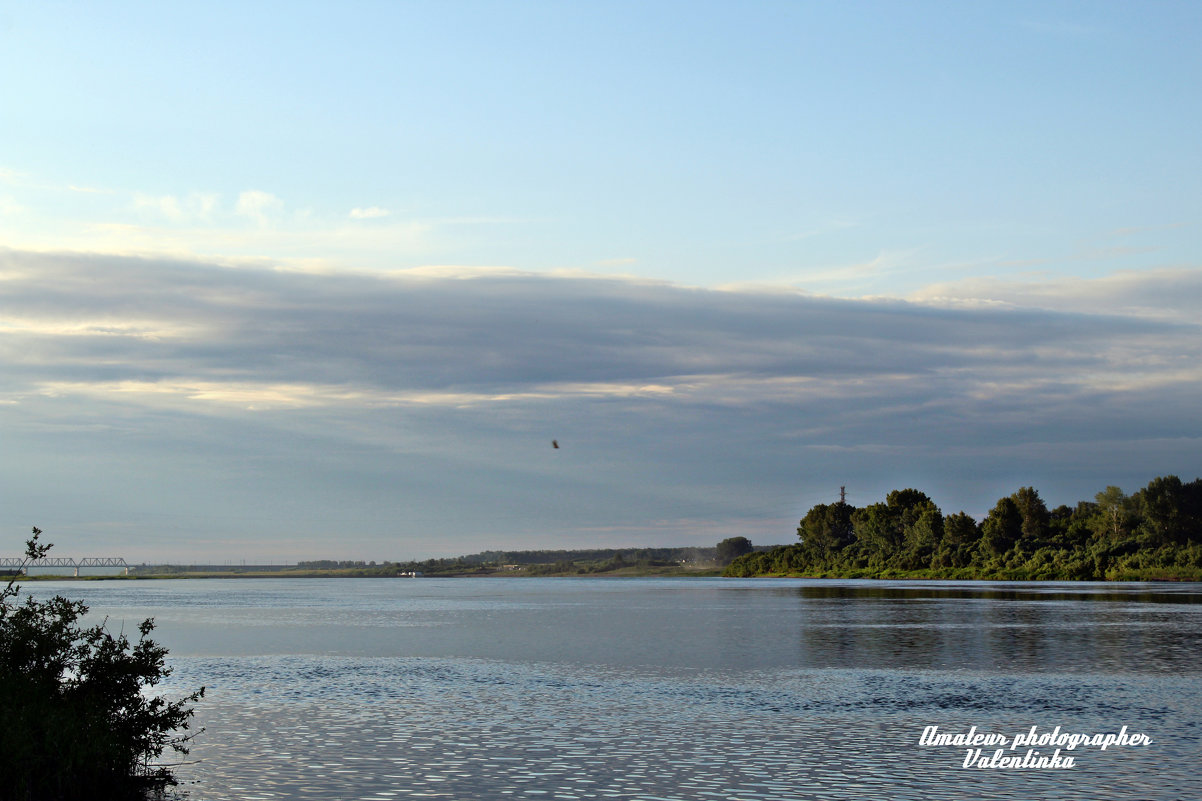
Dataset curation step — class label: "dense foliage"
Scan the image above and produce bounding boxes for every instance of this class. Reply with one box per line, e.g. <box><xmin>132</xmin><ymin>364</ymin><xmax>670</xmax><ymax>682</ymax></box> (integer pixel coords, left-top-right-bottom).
<box><xmin>715</xmin><ymin>536</ymin><xmax>754</xmax><ymax>565</ymax></box>
<box><xmin>726</xmin><ymin>476</ymin><xmax>1202</xmax><ymax>581</ymax></box>
<box><xmin>0</xmin><ymin>529</ymin><xmax>205</xmax><ymax>800</ymax></box>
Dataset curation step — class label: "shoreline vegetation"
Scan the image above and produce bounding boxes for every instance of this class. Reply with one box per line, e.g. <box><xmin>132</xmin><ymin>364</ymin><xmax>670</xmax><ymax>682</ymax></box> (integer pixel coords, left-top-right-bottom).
<box><xmin>725</xmin><ymin>475</ymin><xmax>1202</xmax><ymax>582</ymax></box>
<box><xmin>12</xmin><ymin>547</ymin><xmax>734</xmax><ymax>581</ymax></box>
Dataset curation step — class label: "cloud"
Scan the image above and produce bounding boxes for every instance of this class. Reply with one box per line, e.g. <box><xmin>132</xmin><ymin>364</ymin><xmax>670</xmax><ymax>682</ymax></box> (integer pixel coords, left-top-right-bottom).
<box><xmin>3</xmin><ymin>195</ymin><xmax>432</xmax><ymax>272</ymax></box>
<box><xmin>777</xmin><ymin>249</ymin><xmax>924</xmax><ymax>291</ymax></box>
<box><xmin>4</xmin><ymin>248</ymin><xmax>1195</xmax><ymax>434</ymax></box>
<box><xmin>349</xmin><ymin>206</ymin><xmax>391</xmax><ymax>219</ymax></box>
<box><xmin>134</xmin><ymin>193</ymin><xmax>185</xmax><ymax>221</ymax></box>
<box><xmin>234</xmin><ymin>190</ymin><xmax>283</xmax><ymax>226</ymax></box>
<box><xmin>910</xmin><ymin>266</ymin><xmax>1202</xmax><ymax>323</ymax></box>
<box><xmin>133</xmin><ymin>192</ymin><xmax>222</xmax><ymax>223</ymax></box>
<box><xmin>2</xmin><ymin>247</ymin><xmax>1199</xmax><ymax>557</ymax></box>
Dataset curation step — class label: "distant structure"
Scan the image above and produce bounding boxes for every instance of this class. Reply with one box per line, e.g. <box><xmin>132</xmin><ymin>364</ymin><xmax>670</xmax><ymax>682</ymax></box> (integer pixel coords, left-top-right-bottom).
<box><xmin>840</xmin><ymin>486</ymin><xmax>847</xmax><ymax>504</ymax></box>
<box><xmin>0</xmin><ymin>556</ymin><xmax>129</xmax><ymax>576</ymax></box>
<box><xmin>552</xmin><ymin>439</ymin><xmax>559</xmax><ymax>449</ymax></box>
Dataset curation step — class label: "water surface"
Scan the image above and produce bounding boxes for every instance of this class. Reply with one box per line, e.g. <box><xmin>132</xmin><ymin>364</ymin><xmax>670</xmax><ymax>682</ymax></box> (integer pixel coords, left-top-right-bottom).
<box><xmin>29</xmin><ymin>578</ymin><xmax>1202</xmax><ymax>800</ymax></box>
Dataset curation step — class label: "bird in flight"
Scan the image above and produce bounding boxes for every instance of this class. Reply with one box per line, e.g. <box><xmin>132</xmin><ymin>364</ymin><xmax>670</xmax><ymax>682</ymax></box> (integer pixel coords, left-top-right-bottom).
<box><xmin>552</xmin><ymin>439</ymin><xmax>559</xmax><ymax>449</ymax></box>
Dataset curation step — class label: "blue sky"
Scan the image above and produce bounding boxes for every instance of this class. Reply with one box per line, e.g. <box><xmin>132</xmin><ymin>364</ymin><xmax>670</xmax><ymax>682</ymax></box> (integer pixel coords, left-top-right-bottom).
<box><xmin>1</xmin><ymin>2</ymin><xmax>1200</xmax><ymax>561</ymax></box>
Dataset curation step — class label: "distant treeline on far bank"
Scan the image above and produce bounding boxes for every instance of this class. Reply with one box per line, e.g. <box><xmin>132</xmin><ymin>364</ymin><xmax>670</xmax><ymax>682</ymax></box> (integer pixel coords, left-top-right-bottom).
<box><xmin>380</xmin><ymin>546</ymin><xmax>732</xmax><ymax>577</ymax></box>
<box><xmin>119</xmin><ymin>546</ymin><xmax>756</xmax><ymax>579</ymax></box>
<box><xmin>726</xmin><ymin>475</ymin><xmax>1202</xmax><ymax>581</ymax></box>
<box><xmin>126</xmin><ymin>547</ymin><xmax>731</xmax><ymax>578</ymax></box>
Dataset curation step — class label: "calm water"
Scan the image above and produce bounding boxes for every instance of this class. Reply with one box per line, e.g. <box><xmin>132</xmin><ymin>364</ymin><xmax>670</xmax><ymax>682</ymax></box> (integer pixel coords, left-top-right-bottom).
<box><xmin>25</xmin><ymin>578</ymin><xmax>1202</xmax><ymax>800</ymax></box>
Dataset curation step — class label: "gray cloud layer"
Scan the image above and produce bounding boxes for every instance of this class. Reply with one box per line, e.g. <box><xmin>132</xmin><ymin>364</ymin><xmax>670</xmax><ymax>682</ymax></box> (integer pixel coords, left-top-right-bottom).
<box><xmin>2</xmin><ymin>249</ymin><xmax>1199</xmax><ymax>559</ymax></box>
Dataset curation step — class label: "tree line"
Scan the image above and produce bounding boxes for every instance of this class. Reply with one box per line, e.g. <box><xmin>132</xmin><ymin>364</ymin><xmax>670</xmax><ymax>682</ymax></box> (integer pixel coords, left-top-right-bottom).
<box><xmin>386</xmin><ymin>546</ymin><xmax>726</xmax><ymax>576</ymax></box>
<box><xmin>725</xmin><ymin>475</ymin><xmax>1202</xmax><ymax>581</ymax></box>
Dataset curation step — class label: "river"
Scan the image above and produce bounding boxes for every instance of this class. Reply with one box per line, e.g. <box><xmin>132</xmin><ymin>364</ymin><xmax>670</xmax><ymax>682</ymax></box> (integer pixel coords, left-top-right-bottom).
<box><xmin>26</xmin><ymin>577</ymin><xmax>1202</xmax><ymax>800</ymax></box>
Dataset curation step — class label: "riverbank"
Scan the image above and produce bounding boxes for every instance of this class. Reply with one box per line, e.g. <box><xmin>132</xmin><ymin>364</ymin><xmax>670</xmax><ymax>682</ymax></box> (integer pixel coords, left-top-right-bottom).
<box><xmin>16</xmin><ymin>563</ymin><xmax>1201</xmax><ymax>581</ymax></box>
<box><xmin>11</xmin><ymin>563</ymin><xmax>727</xmax><ymax>580</ymax></box>
<box><xmin>722</xmin><ymin>562</ymin><xmax>1202</xmax><ymax>582</ymax></box>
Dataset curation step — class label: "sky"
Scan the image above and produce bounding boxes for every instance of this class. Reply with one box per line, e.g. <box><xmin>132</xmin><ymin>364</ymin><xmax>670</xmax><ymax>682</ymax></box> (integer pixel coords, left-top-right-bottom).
<box><xmin>1</xmin><ymin>1</ymin><xmax>1200</xmax><ymax>562</ymax></box>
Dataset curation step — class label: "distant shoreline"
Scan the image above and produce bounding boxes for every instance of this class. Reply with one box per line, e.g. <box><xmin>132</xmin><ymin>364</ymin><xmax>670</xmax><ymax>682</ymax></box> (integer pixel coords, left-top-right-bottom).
<box><xmin>9</xmin><ymin>564</ymin><xmax>728</xmax><ymax>581</ymax></box>
<box><xmin>11</xmin><ymin>568</ymin><xmax>1198</xmax><ymax>582</ymax></box>
<box><xmin>6</xmin><ymin>545</ymin><xmax>744</xmax><ymax>581</ymax></box>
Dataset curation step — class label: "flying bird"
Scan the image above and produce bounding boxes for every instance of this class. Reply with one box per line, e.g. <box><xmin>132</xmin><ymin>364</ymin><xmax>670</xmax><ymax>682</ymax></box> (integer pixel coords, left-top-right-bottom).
<box><xmin>552</xmin><ymin>439</ymin><xmax>559</xmax><ymax>449</ymax></box>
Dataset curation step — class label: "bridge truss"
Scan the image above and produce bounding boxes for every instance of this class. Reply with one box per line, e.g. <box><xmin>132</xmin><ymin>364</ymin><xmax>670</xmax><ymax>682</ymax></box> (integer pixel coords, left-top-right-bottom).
<box><xmin>0</xmin><ymin>557</ymin><xmax>129</xmax><ymax>576</ymax></box>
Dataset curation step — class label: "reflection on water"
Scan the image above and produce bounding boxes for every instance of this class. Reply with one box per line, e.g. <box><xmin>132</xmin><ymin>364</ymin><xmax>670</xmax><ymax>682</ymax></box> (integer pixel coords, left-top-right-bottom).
<box><xmin>23</xmin><ymin>578</ymin><xmax>1202</xmax><ymax>800</ymax></box>
<box><xmin>781</xmin><ymin>582</ymin><xmax>1202</xmax><ymax>674</ymax></box>
<box><xmin>787</xmin><ymin>581</ymin><xmax>1202</xmax><ymax>604</ymax></box>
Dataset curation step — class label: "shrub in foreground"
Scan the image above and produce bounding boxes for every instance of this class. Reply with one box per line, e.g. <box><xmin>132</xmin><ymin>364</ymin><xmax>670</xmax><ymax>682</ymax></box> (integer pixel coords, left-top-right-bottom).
<box><xmin>0</xmin><ymin>528</ymin><xmax>205</xmax><ymax>800</ymax></box>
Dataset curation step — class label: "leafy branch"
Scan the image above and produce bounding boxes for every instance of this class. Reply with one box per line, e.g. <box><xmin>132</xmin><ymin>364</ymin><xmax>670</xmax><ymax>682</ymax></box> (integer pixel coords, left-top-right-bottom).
<box><xmin>1</xmin><ymin>528</ymin><xmax>206</xmax><ymax>800</ymax></box>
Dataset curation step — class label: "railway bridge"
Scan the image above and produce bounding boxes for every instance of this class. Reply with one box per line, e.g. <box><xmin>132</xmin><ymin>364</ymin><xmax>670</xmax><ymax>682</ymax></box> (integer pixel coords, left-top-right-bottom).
<box><xmin>0</xmin><ymin>557</ymin><xmax>129</xmax><ymax>576</ymax></box>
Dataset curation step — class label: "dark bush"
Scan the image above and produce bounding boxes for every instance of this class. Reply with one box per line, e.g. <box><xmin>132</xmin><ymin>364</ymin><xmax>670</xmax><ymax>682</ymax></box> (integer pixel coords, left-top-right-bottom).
<box><xmin>0</xmin><ymin>528</ymin><xmax>205</xmax><ymax>800</ymax></box>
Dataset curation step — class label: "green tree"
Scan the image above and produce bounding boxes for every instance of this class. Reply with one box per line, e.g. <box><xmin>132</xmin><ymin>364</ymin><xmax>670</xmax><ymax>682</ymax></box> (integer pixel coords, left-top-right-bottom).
<box><xmin>715</xmin><ymin>536</ymin><xmax>754</xmax><ymax>565</ymax></box>
<box><xmin>1011</xmin><ymin>487</ymin><xmax>1050</xmax><ymax>545</ymax></box>
<box><xmin>1138</xmin><ymin>475</ymin><xmax>1183</xmax><ymax>545</ymax></box>
<box><xmin>0</xmin><ymin>528</ymin><xmax>205</xmax><ymax>800</ymax></box>
<box><xmin>933</xmin><ymin>511</ymin><xmax>980</xmax><ymax>568</ymax></box>
<box><xmin>886</xmin><ymin>489</ymin><xmax>933</xmax><ymax>516</ymax></box>
<box><xmin>1092</xmin><ymin>486</ymin><xmax>1136</xmax><ymax>542</ymax></box>
<box><xmin>981</xmin><ymin>497</ymin><xmax>1022</xmax><ymax>556</ymax></box>
<box><xmin>905</xmin><ymin>505</ymin><xmax>944</xmax><ymax>552</ymax></box>
<box><xmin>851</xmin><ymin>503</ymin><xmax>898</xmax><ymax>565</ymax></box>
<box><xmin>1135</xmin><ymin>475</ymin><xmax>1202</xmax><ymax>546</ymax></box>
<box><xmin>797</xmin><ymin>502</ymin><xmax>855</xmax><ymax>556</ymax></box>
<box><xmin>942</xmin><ymin>512</ymin><xmax>980</xmax><ymax>548</ymax></box>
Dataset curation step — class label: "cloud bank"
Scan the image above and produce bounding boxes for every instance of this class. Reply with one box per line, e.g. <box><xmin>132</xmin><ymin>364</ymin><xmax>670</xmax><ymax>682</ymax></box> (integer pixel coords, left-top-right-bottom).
<box><xmin>2</xmin><ymin>248</ymin><xmax>1199</xmax><ymax>559</ymax></box>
